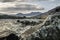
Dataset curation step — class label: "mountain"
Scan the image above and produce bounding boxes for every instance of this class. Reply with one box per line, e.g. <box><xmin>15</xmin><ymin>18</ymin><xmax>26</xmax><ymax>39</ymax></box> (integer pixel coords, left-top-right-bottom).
<box><xmin>0</xmin><ymin>12</ymin><xmax>42</xmax><ymax>19</ymax></box>
<box><xmin>46</xmin><ymin>6</ymin><xmax>60</xmax><ymax>15</ymax></box>
<box><xmin>34</xmin><ymin>6</ymin><xmax>60</xmax><ymax>19</ymax></box>
<box><xmin>0</xmin><ymin>11</ymin><xmax>44</xmax><ymax>19</ymax></box>
<box><xmin>16</xmin><ymin>12</ymin><xmax>42</xmax><ymax>17</ymax></box>
<box><xmin>0</xmin><ymin>6</ymin><xmax>60</xmax><ymax>19</ymax></box>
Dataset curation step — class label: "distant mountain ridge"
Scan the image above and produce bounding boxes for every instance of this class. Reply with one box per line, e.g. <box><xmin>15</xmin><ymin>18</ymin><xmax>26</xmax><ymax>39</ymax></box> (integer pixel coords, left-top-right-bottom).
<box><xmin>16</xmin><ymin>12</ymin><xmax>42</xmax><ymax>17</ymax></box>
<box><xmin>0</xmin><ymin>6</ymin><xmax>60</xmax><ymax>19</ymax></box>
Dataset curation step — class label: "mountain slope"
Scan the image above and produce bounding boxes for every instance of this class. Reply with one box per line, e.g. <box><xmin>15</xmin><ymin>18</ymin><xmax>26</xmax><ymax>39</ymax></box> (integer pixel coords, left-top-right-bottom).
<box><xmin>34</xmin><ymin>6</ymin><xmax>60</xmax><ymax>19</ymax></box>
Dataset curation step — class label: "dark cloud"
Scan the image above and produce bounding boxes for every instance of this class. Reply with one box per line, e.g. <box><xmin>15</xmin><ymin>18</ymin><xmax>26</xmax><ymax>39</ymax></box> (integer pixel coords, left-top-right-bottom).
<box><xmin>0</xmin><ymin>0</ymin><xmax>16</xmax><ymax>2</ymax></box>
<box><xmin>3</xmin><ymin>0</ymin><xmax>15</xmax><ymax>2</ymax></box>
<box><xmin>0</xmin><ymin>0</ymin><xmax>55</xmax><ymax>2</ymax></box>
<box><xmin>0</xmin><ymin>4</ymin><xmax>44</xmax><ymax>12</ymax></box>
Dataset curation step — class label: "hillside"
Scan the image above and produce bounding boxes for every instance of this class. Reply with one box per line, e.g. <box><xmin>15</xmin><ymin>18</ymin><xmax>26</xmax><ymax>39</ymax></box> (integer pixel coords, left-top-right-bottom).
<box><xmin>25</xmin><ymin>14</ymin><xmax>60</xmax><ymax>40</ymax></box>
<box><xmin>34</xmin><ymin>6</ymin><xmax>60</xmax><ymax>19</ymax></box>
<box><xmin>0</xmin><ymin>14</ymin><xmax>27</xmax><ymax>19</ymax></box>
<box><xmin>0</xmin><ymin>6</ymin><xmax>60</xmax><ymax>40</ymax></box>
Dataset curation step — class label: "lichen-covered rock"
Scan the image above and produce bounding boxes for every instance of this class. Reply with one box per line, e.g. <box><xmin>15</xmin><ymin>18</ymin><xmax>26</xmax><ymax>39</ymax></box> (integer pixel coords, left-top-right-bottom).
<box><xmin>0</xmin><ymin>14</ymin><xmax>60</xmax><ymax>40</ymax></box>
<box><xmin>26</xmin><ymin>14</ymin><xmax>60</xmax><ymax>40</ymax></box>
<box><xmin>0</xmin><ymin>19</ymin><xmax>23</xmax><ymax>38</ymax></box>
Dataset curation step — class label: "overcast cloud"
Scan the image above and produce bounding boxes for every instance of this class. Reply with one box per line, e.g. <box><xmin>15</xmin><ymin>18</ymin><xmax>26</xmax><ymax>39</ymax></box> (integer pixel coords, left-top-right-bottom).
<box><xmin>0</xmin><ymin>4</ymin><xmax>44</xmax><ymax>13</ymax></box>
<box><xmin>0</xmin><ymin>0</ymin><xmax>60</xmax><ymax>14</ymax></box>
<box><xmin>0</xmin><ymin>0</ymin><xmax>55</xmax><ymax>2</ymax></box>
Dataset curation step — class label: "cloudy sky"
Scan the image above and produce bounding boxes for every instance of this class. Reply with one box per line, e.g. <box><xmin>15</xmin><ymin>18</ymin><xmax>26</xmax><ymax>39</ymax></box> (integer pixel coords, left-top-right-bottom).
<box><xmin>0</xmin><ymin>0</ymin><xmax>60</xmax><ymax>14</ymax></box>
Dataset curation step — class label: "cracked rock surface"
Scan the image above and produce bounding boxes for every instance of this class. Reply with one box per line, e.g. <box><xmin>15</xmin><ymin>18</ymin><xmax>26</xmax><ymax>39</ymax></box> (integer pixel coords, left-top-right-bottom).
<box><xmin>26</xmin><ymin>14</ymin><xmax>60</xmax><ymax>40</ymax></box>
<box><xmin>0</xmin><ymin>14</ymin><xmax>60</xmax><ymax>40</ymax></box>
